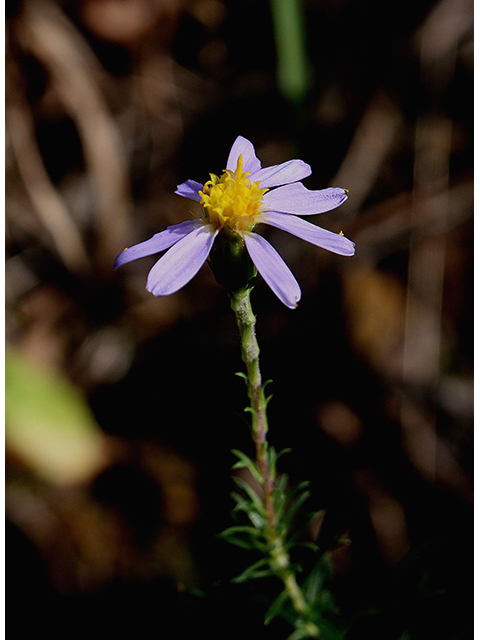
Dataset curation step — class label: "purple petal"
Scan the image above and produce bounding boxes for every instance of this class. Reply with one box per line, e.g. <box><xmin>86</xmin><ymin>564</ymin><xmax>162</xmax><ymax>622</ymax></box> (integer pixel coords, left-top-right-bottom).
<box><xmin>250</xmin><ymin>159</ymin><xmax>311</xmax><ymax>188</ymax></box>
<box><xmin>258</xmin><ymin>212</ymin><xmax>355</xmax><ymax>256</ymax></box>
<box><xmin>147</xmin><ymin>224</ymin><xmax>217</xmax><ymax>296</ymax></box>
<box><xmin>114</xmin><ymin>220</ymin><xmax>203</xmax><ymax>269</ymax></box>
<box><xmin>263</xmin><ymin>184</ymin><xmax>348</xmax><ymax>215</ymax></box>
<box><xmin>243</xmin><ymin>231</ymin><xmax>301</xmax><ymax>309</ymax></box>
<box><xmin>226</xmin><ymin>136</ymin><xmax>262</xmax><ymax>174</ymax></box>
<box><xmin>175</xmin><ymin>180</ymin><xmax>204</xmax><ymax>202</ymax></box>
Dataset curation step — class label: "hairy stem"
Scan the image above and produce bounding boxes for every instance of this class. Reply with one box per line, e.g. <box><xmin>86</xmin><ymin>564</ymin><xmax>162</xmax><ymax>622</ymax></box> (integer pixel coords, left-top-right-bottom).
<box><xmin>230</xmin><ymin>287</ymin><xmax>320</xmax><ymax>637</ymax></box>
<box><xmin>230</xmin><ymin>288</ymin><xmax>275</xmax><ymax>525</ymax></box>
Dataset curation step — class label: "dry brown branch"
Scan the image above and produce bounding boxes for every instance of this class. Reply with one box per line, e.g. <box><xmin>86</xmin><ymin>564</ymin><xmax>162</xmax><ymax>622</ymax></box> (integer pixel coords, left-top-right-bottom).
<box><xmin>400</xmin><ymin>0</ymin><xmax>470</xmax><ymax>481</ymax></box>
<box><xmin>6</xmin><ymin>97</ymin><xmax>91</xmax><ymax>274</ymax></box>
<box><xmin>18</xmin><ymin>0</ymin><xmax>132</xmax><ymax>269</ymax></box>
<box><xmin>350</xmin><ymin>179</ymin><xmax>473</xmax><ymax>261</ymax></box>
<box><xmin>332</xmin><ymin>92</ymin><xmax>403</xmax><ymax>217</ymax></box>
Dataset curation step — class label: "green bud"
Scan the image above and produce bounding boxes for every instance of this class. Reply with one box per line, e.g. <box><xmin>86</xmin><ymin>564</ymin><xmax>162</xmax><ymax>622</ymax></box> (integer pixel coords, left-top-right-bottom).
<box><xmin>208</xmin><ymin>229</ymin><xmax>257</xmax><ymax>295</ymax></box>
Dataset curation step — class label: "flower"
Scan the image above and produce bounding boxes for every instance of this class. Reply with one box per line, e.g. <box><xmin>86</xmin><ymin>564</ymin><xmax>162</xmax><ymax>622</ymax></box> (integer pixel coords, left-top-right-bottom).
<box><xmin>115</xmin><ymin>136</ymin><xmax>355</xmax><ymax>308</ymax></box>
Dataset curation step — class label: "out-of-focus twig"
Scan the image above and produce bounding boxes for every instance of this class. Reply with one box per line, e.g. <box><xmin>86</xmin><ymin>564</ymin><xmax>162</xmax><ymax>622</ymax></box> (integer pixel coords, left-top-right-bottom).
<box><xmin>333</xmin><ymin>92</ymin><xmax>402</xmax><ymax>217</ymax></box>
<box><xmin>401</xmin><ymin>0</ymin><xmax>472</xmax><ymax>482</ymax></box>
<box><xmin>18</xmin><ymin>0</ymin><xmax>132</xmax><ymax>270</ymax></box>
<box><xmin>6</xmin><ymin>96</ymin><xmax>91</xmax><ymax>274</ymax></box>
<box><xmin>351</xmin><ymin>179</ymin><xmax>473</xmax><ymax>262</ymax></box>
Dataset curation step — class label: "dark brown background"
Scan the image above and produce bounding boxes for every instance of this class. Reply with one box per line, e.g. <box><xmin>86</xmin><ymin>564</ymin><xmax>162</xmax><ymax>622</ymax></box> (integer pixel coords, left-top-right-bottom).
<box><xmin>6</xmin><ymin>0</ymin><xmax>473</xmax><ymax>638</ymax></box>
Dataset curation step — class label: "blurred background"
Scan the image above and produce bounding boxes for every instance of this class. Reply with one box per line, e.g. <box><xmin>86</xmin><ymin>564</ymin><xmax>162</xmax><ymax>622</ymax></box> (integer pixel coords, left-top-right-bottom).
<box><xmin>5</xmin><ymin>0</ymin><xmax>473</xmax><ymax>638</ymax></box>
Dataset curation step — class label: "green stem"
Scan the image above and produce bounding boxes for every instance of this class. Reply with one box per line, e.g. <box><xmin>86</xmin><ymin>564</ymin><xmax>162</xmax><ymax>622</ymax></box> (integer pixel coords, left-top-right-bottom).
<box><xmin>230</xmin><ymin>287</ymin><xmax>275</xmax><ymax>525</ymax></box>
<box><xmin>230</xmin><ymin>287</ymin><xmax>320</xmax><ymax>638</ymax></box>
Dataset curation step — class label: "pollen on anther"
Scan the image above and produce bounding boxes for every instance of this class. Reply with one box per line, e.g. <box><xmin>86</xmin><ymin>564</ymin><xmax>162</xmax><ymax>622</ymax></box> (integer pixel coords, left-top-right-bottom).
<box><xmin>199</xmin><ymin>155</ymin><xmax>267</xmax><ymax>232</ymax></box>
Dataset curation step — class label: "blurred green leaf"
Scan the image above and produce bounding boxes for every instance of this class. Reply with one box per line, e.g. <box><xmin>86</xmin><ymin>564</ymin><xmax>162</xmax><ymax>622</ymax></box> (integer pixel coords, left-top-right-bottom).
<box><xmin>265</xmin><ymin>587</ymin><xmax>289</xmax><ymax>624</ymax></box>
<box><xmin>232</xmin><ymin>476</ymin><xmax>266</xmax><ymax>515</ymax></box>
<box><xmin>231</xmin><ymin>558</ymin><xmax>273</xmax><ymax>583</ymax></box>
<box><xmin>270</xmin><ymin>0</ymin><xmax>311</xmax><ymax>103</ymax></box>
<box><xmin>219</xmin><ymin>524</ymin><xmax>267</xmax><ymax>552</ymax></box>
<box><xmin>268</xmin><ymin>447</ymin><xmax>291</xmax><ymax>479</ymax></box>
<box><xmin>5</xmin><ymin>348</ymin><xmax>105</xmax><ymax>484</ymax></box>
<box><xmin>231</xmin><ymin>492</ymin><xmax>266</xmax><ymax>529</ymax></box>
<box><xmin>283</xmin><ymin>485</ymin><xmax>311</xmax><ymax>527</ymax></box>
<box><xmin>231</xmin><ymin>448</ymin><xmax>263</xmax><ymax>484</ymax></box>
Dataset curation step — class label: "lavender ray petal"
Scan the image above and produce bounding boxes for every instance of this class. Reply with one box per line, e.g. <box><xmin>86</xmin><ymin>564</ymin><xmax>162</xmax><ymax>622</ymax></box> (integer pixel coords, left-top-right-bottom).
<box><xmin>226</xmin><ymin>136</ymin><xmax>262</xmax><ymax>174</ymax></box>
<box><xmin>146</xmin><ymin>224</ymin><xmax>217</xmax><ymax>296</ymax></box>
<box><xmin>249</xmin><ymin>159</ymin><xmax>311</xmax><ymax>188</ymax></box>
<box><xmin>263</xmin><ymin>184</ymin><xmax>348</xmax><ymax>215</ymax></box>
<box><xmin>175</xmin><ymin>180</ymin><xmax>204</xmax><ymax>202</ymax></box>
<box><xmin>258</xmin><ymin>212</ymin><xmax>355</xmax><ymax>256</ymax></box>
<box><xmin>243</xmin><ymin>231</ymin><xmax>301</xmax><ymax>309</ymax></box>
<box><xmin>114</xmin><ymin>220</ymin><xmax>204</xmax><ymax>269</ymax></box>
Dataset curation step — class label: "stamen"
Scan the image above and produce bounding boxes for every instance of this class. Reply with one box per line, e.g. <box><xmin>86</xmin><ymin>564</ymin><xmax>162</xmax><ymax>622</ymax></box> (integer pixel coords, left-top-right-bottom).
<box><xmin>200</xmin><ymin>155</ymin><xmax>268</xmax><ymax>232</ymax></box>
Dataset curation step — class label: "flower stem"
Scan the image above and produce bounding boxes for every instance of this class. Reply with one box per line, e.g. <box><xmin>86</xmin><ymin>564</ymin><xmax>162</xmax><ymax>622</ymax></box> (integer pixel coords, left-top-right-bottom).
<box><xmin>230</xmin><ymin>287</ymin><xmax>275</xmax><ymax>524</ymax></box>
<box><xmin>230</xmin><ymin>287</ymin><xmax>320</xmax><ymax>638</ymax></box>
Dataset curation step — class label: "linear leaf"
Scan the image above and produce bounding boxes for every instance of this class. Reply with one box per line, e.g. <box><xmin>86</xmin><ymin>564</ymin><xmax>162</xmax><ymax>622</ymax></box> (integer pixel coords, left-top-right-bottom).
<box><xmin>220</xmin><ymin>525</ymin><xmax>263</xmax><ymax>538</ymax></box>
<box><xmin>219</xmin><ymin>525</ymin><xmax>267</xmax><ymax>550</ymax></box>
<box><xmin>232</xmin><ymin>476</ymin><xmax>265</xmax><ymax>514</ymax></box>
<box><xmin>235</xmin><ymin>371</ymin><xmax>248</xmax><ymax>385</ymax></box>
<box><xmin>231</xmin><ymin>449</ymin><xmax>263</xmax><ymax>484</ymax></box>
<box><xmin>284</xmin><ymin>488</ymin><xmax>311</xmax><ymax>527</ymax></box>
<box><xmin>268</xmin><ymin>446</ymin><xmax>291</xmax><ymax>477</ymax></box>
<box><xmin>231</xmin><ymin>557</ymin><xmax>271</xmax><ymax>583</ymax></box>
<box><xmin>230</xmin><ymin>499</ymin><xmax>265</xmax><ymax>529</ymax></box>
<box><xmin>222</xmin><ymin>536</ymin><xmax>257</xmax><ymax>551</ymax></box>
<box><xmin>286</xmin><ymin>480</ymin><xmax>310</xmax><ymax>502</ymax></box>
<box><xmin>286</xmin><ymin>627</ymin><xmax>318</xmax><ymax>640</ymax></box>
<box><xmin>264</xmin><ymin>588</ymin><xmax>290</xmax><ymax>624</ymax></box>
<box><xmin>233</xmin><ymin>567</ymin><xmax>274</xmax><ymax>583</ymax></box>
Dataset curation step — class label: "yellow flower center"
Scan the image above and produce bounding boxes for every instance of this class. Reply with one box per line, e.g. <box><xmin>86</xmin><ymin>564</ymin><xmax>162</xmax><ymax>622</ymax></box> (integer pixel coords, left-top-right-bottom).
<box><xmin>199</xmin><ymin>155</ymin><xmax>268</xmax><ymax>232</ymax></box>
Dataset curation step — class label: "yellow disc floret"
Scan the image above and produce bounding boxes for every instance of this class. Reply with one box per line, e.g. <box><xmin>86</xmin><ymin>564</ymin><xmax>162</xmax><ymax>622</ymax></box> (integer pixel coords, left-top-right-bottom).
<box><xmin>199</xmin><ymin>155</ymin><xmax>268</xmax><ymax>232</ymax></box>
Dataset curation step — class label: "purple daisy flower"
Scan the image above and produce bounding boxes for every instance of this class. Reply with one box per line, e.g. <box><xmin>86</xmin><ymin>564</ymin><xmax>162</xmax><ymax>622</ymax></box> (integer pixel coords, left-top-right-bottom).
<box><xmin>115</xmin><ymin>136</ymin><xmax>355</xmax><ymax>308</ymax></box>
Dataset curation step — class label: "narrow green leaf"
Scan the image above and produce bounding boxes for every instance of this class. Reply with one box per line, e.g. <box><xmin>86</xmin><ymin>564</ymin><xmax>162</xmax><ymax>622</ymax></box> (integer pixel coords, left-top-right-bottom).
<box><xmin>303</xmin><ymin>560</ymin><xmax>325</xmax><ymax>606</ymax></box>
<box><xmin>287</xmin><ymin>510</ymin><xmax>326</xmax><ymax>547</ymax></box>
<box><xmin>231</xmin><ymin>491</ymin><xmax>250</xmax><ymax>511</ymax></box>
<box><xmin>272</xmin><ymin>474</ymin><xmax>290</xmax><ymax>517</ymax></box>
<box><xmin>232</xmin><ymin>557</ymin><xmax>269</xmax><ymax>581</ymax></box>
<box><xmin>247</xmin><ymin>511</ymin><xmax>265</xmax><ymax>529</ymax></box>
<box><xmin>275</xmin><ymin>473</ymin><xmax>290</xmax><ymax>497</ymax></box>
<box><xmin>262</xmin><ymin>379</ymin><xmax>273</xmax><ymax>391</ymax></box>
<box><xmin>222</xmin><ymin>536</ymin><xmax>257</xmax><ymax>551</ymax></box>
<box><xmin>286</xmin><ymin>626</ymin><xmax>318</xmax><ymax>640</ymax></box>
<box><xmin>230</xmin><ymin>494</ymin><xmax>266</xmax><ymax>529</ymax></box>
<box><xmin>232</xmin><ymin>558</ymin><xmax>273</xmax><ymax>583</ymax></box>
<box><xmin>233</xmin><ymin>569</ymin><xmax>275</xmax><ymax>583</ymax></box>
<box><xmin>230</xmin><ymin>493</ymin><xmax>266</xmax><ymax>529</ymax></box>
<box><xmin>285</xmin><ymin>541</ymin><xmax>319</xmax><ymax>554</ymax></box>
<box><xmin>231</xmin><ymin>449</ymin><xmax>263</xmax><ymax>484</ymax></box>
<box><xmin>264</xmin><ymin>588</ymin><xmax>289</xmax><ymax>624</ymax></box>
<box><xmin>232</xmin><ymin>476</ymin><xmax>265</xmax><ymax>514</ymax></box>
<box><xmin>284</xmin><ymin>488</ymin><xmax>311</xmax><ymax>527</ymax></box>
<box><xmin>267</xmin><ymin>445</ymin><xmax>278</xmax><ymax>478</ymax></box>
<box><xmin>286</xmin><ymin>480</ymin><xmax>311</xmax><ymax>501</ymax></box>
<box><xmin>235</xmin><ymin>371</ymin><xmax>248</xmax><ymax>384</ymax></box>
<box><xmin>220</xmin><ymin>525</ymin><xmax>264</xmax><ymax>539</ymax></box>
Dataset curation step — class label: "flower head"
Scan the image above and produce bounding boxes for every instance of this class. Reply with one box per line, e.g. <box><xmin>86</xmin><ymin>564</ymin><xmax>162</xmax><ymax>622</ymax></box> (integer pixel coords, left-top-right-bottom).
<box><xmin>115</xmin><ymin>136</ymin><xmax>355</xmax><ymax>308</ymax></box>
<box><xmin>199</xmin><ymin>155</ymin><xmax>268</xmax><ymax>232</ymax></box>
